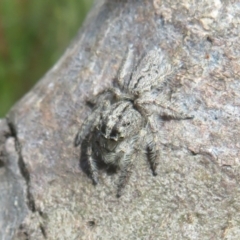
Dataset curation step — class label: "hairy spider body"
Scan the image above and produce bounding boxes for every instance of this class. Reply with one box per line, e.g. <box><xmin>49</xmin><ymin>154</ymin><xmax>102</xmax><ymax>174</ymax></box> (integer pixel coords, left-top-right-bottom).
<box><xmin>75</xmin><ymin>47</ymin><xmax>192</xmax><ymax>197</ymax></box>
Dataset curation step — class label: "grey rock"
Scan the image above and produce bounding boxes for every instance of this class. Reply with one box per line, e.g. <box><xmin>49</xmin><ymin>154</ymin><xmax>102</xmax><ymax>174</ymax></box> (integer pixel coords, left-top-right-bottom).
<box><xmin>1</xmin><ymin>0</ymin><xmax>240</xmax><ymax>239</ymax></box>
<box><xmin>0</xmin><ymin>119</ymin><xmax>28</xmax><ymax>240</ymax></box>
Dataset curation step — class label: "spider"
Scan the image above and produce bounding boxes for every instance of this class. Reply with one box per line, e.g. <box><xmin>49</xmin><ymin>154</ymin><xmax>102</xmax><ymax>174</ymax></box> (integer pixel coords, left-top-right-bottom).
<box><xmin>75</xmin><ymin>46</ymin><xmax>192</xmax><ymax>197</ymax></box>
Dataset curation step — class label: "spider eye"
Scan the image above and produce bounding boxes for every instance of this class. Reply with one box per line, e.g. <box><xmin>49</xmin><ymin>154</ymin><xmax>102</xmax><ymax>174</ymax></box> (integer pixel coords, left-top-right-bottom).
<box><xmin>101</xmin><ymin>125</ymin><xmax>106</xmax><ymax>135</ymax></box>
<box><xmin>106</xmin><ymin>138</ymin><xmax>118</xmax><ymax>151</ymax></box>
<box><xmin>110</xmin><ymin>129</ymin><xmax>119</xmax><ymax>140</ymax></box>
<box><xmin>122</xmin><ymin>122</ymin><xmax>130</xmax><ymax>127</ymax></box>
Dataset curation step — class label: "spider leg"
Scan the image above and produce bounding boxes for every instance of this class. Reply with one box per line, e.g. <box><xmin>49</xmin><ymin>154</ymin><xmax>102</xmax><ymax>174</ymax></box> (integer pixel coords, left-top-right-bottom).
<box><xmin>86</xmin><ymin>134</ymin><xmax>98</xmax><ymax>185</ymax></box>
<box><xmin>75</xmin><ymin>111</ymin><xmax>100</xmax><ymax>146</ymax></box>
<box><xmin>75</xmin><ymin>98</ymin><xmax>110</xmax><ymax>146</ymax></box>
<box><xmin>117</xmin><ymin>151</ymin><xmax>134</xmax><ymax>198</ymax></box>
<box><xmin>128</xmin><ymin>48</ymin><xmax>175</xmax><ymax>94</ymax></box>
<box><xmin>133</xmin><ymin>101</ymin><xmax>162</xmax><ymax>176</ymax></box>
<box><xmin>92</xmin><ymin>87</ymin><xmax>132</xmax><ymax>103</ymax></box>
<box><xmin>145</xmin><ymin>120</ymin><xmax>159</xmax><ymax>176</ymax></box>
<box><xmin>156</xmin><ymin>105</ymin><xmax>193</xmax><ymax>119</ymax></box>
<box><xmin>117</xmin><ymin>45</ymin><xmax>135</xmax><ymax>92</ymax></box>
<box><xmin>135</xmin><ymin>95</ymin><xmax>194</xmax><ymax>120</ymax></box>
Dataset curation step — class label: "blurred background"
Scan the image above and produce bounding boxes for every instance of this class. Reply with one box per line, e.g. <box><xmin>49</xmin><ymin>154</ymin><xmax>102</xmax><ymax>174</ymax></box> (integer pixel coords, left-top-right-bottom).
<box><xmin>0</xmin><ymin>0</ymin><xmax>93</xmax><ymax>117</ymax></box>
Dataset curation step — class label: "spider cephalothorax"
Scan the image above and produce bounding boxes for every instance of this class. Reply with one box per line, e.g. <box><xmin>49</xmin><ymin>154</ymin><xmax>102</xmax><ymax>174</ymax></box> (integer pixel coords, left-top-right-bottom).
<box><xmin>75</xmin><ymin>46</ymin><xmax>192</xmax><ymax>197</ymax></box>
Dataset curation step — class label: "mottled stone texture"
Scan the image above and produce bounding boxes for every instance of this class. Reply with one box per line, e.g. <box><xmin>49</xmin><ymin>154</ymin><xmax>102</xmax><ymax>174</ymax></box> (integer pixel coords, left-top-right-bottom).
<box><xmin>1</xmin><ymin>0</ymin><xmax>240</xmax><ymax>239</ymax></box>
<box><xmin>0</xmin><ymin>119</ymin><xmax>28</xmax><ymax>240</ymax></box>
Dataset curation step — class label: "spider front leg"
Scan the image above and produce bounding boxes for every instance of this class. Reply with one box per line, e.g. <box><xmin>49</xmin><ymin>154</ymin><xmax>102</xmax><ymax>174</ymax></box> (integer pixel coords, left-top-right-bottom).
<box><xmin>142</xmin><ymin>113</ymin><xmax>160</xmax><ymax>176</ymax></box>
<box><xmin>86</xmin><ymin>134</ymin><xmax>98</xmax><ymax>185</ymax></box>
<box><xmin>146</xmin><ymin>130</ymin><xmax>160</xmax><ymax>176</ymax></box>
<box><xmin>134</xmin><ymin>103</ymin><xmax>161</xmax><ymax>176</ymax></box>
<box><xmin>117</xmin><ymin>150</ymin><xmax>134</xmax><ymax>198</ymax></box>
<box><xmin>75</xmin><ymin>98</ymin><xmax>110</xmax><ymax>146</ymax></box>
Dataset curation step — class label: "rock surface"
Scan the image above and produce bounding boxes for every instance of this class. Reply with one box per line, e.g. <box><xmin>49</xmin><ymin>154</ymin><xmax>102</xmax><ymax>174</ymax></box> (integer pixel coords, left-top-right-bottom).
<box><xmin>0</xmin><ymin>119</ymin><xmax>28</xmax><ymax>240</ymax></box>
<box><xmin>1</xmin><ymin>0</ymin><xmax>240</xmax><ymax>239</ymax></box>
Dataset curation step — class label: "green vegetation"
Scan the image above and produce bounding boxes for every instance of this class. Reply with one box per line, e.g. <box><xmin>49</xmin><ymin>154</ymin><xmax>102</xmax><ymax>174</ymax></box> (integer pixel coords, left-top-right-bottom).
<box><xmin>0</xmin><ymin>0</ymin><xmax>93</xmax><ymax>117</ymax></box>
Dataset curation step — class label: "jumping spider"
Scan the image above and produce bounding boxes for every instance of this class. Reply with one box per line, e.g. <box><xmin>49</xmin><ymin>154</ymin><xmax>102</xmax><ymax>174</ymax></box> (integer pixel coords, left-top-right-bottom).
<box><xmin>75</xmin><ymin>46</ymin><xmax>192</xmax><ymax>197</ymax></box>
